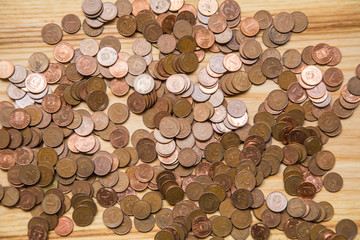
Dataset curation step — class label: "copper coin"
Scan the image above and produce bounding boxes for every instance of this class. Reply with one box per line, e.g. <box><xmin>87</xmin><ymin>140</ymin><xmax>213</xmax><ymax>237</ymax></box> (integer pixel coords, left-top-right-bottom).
<box><xmin>103</xmin><ymin>206</ymin><xmax>124</xmax><ymax>228</ymax></box>
<box><xmin>282</xmin><ymin>49</ymin><xmax>301</xmax><ymax>69</ymax></box>
<box><xmin>240</xmin><ymin>17</ymin><xmax>259</xmax><ymax>37</ymax></box>
<box><xmin>301</xmin><ymin>65</ymin><xmax>322</xmax><ymax>86</ymax></box>
<box><xmin>192</xmin><ymin>216</ymin><xmax>212</xmax><ymax>238</ymax></box>
<box><xmin>262</xmin><ymin>57</ymin><xmax>282</xmax><ymax>79</ymax></box>
<box><xmin>9</xmin><ymin>108</ymin><xmax>31</xmax><ymax>129</ymax></box>
<box><xmin>219</xmin><ymin>0</ymin><xmax>240</xmax><ymax>20</ymax></box>
<box><xmin>42</xmin><ymin>63</ymin><xmax>62</xmax><ymax>84</ymax></box>
<box><xmin>110</xmin><ymin>126</ymin><xmax>129</xmax><ymax>148</ymax></box>
<box><xmin>291</xmin><ymin>11</ymin><xmax>308</xmax><ymax>33</ymax></box>
<box><xmin>327</xmin><ymin>46</ymin><xmax>342</xmax><ymax>66</ymax></box>
<box><xmin>251</xmin><ymin>223</ymin><xmax>270</xmax><ymax>240</ymax></box>
<box><xmin>323</xmin><ymin>67</ymin><xmax>344</xmax><ymax>88</ymax></box>
<box><xmin>297</xmin><ymin>182</ymin><xmax>316</xmax><ymax>199</ymax></box>
<box><xmin>323</xmin><ymin>172</ymin><xmax>343</xmax><ymax>192</ymax></box>
<box><xmin>83</xmin><ymin>19</ymin><xmax>104</xmax><ymax>37</ymax></box>
<box><xmin>312</xmin><ymin>43</ymin><xmax>333</xmax><ymax>65</ymax></box>
<box><xmin>0</xmin><ymin>61</ymin><xmax>15</xmax><ymax>79</ymax></box>
<box><xmin>97</xmin><ymin>187</ymin><xmax>117</xmax><ymax>208</ymax></box>
<box><xmin>41</xmin><ymin>23</ymin><xmax>63</xmax><ymax>45</ymax></box>
<box><xmin>274</xmin><ymin>12</ymin><xmax>295</xmax><ymax>33</ymax></box>
<box><xmin>208</xmin><ymin>14</ymin><xmax>227</xmax><ymax>33</ymax></box>
<box><xmin>86</xmin><ymin>90</ymin><xmax>109</xmax><ymax>111</ymax></box>
<box><xmin>269</xmin><ymin>25</ymin><xmax>291</xmax><ymax>45</ymax></box>
<box><xmin>347</xmin><ymin>76</ymin><xmax>360</xmax><ymax>96</ymax></box>
<box><xmin>336</xmin><ymin>219</ymin><xmax>358</xmax><ymax>240</ymax></box>
<box><xmin>254</xmin><ymin>10</ymin><xmax>273</xmax><ymax>29</ymax></box>
<box><xmin>55</xmin><ymin>216</ymin><xmax>74</xmax><ymax>237</ymax></box>
<box><xmin>76</xmin><ymin>55</ymin><xmax>97</xmax><ymax>76</ymax></box>
<box><xmin>61</xmin><ymin>14</ymin><xmax>81</xmax><ymax>34</ymax></box>
<box><xmin>198</xmin><ymin>0</ymin><xmax>218</xmax><ymax>16</ymax></box>
<box><xmin>54</xmin><ymin>42</ymin><xmax>75</xmax><ymax>63</ymax></box>
<box><xmin>302</xmin><ymin>46</ymin><xmax>316</xmax><ymax>65</ymax></box>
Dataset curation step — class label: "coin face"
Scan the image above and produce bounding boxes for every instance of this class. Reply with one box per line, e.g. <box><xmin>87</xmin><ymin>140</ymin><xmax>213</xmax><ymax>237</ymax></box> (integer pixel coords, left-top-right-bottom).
<box><xmin>41</xmin><ymin>23</ymin><xmax>63</xmax><ymax>45</ymax></box>
<box><xmin>134</xmin><ymin>73</ymin><xmax>155</xmax><ymax>94</ymax></box>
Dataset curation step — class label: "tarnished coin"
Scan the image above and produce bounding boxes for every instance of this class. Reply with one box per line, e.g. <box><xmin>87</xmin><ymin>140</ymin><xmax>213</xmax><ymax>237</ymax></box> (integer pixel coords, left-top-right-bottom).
<box><xmin>41</xmin><ymin>23</ymin><xmax>63</xmax><ymax>45</ymax></box>
<box><xmin>28</xmin><ymin>52</ymin><xmax>50</xmax><ymax>73</ymax></box>
<box><xmin>323</xmin><ymin>172</ymin><xmax>343</xmax><ymax>192</ymax></box>
<box><xmin>103</xmin><ymin>206</ymin><xmax>124</xmax><ymax>228</ymax></box>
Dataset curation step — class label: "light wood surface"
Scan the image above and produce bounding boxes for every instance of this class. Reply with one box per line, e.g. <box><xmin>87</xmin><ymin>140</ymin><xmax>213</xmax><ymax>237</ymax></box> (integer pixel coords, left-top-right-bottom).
<box><xmin>0</xmin><ymin>0</ymin><xmax>360</xmax><ymax>239</ymax></box>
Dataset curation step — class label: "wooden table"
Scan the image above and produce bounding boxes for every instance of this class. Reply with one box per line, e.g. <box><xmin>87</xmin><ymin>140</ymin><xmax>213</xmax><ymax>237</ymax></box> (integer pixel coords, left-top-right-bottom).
<box><xmin>0</xmin><ymin>0</ymin><xmax>359</xmax><ymax>239</ymax></box>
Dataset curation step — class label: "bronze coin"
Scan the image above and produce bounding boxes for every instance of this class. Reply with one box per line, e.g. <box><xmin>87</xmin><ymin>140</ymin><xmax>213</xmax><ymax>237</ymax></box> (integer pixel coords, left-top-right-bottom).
<box><xmin>269</xmin><ymin>26</ymin><xmax>291</xmax><ymax>45</ymax></box>
<box><xmin>318</xmin><ymin>111</ymin><xmax>341</xmax><ymax>133</ymax></box>
<box><xmin>323</xmin><ymin>172</ymin><xmax>343</xmax><ymax>192</ymax></box>
<box><xmin>251</xmin><ymin>223</ymin><xmax>270</xmax><ymax>240</ymax></box>
<box><xmin>73</xmin><ymin>206</ymin><xmax>94</xmax><ymax>227</ymax></box>
<box><xmin>212</xmin><ymin>216</ymin><xmax>232</xmax><ymax>237</ymax></box>
<box><xmin>86</xmin><ymin>90</ymin><xmax>109</xmax><ymax>111</ymax></box>
<box><xmin>1</xmin><ymin>186</ymin><xmax>19</xmax><ymax>207</ymax></box>
<box><xmin>312</xmin><ymin>43</ymin><xmax>333</xmax><ymax>65</ymax></box>
<box><xmin>274</xmin><ymin>12</ymin><xmax>295</xmax><ymax>33</ymax></box>
<box><xmin>83</xmin><ymin>19</ymin><xmax>104</xmax><ymax>37</ymax></box>
<box><xmin>254</xmin><ymin>10</ymin><xmax>273</xmax><ymax>29</ymax></box>
<box><xmin>19</xmin><ymin>164</ymin><xmax>40</xmax><ymax>185</ymax></box>
<box><xmin>192</xmin><ymin>216</ymin><xmax>212</xmax><ymax>238</ymax></box>
<box><xmin>297</xmin><ymin>182</ymin><xmax>316</xmax><ymax>199</ymax></box>
<box><xmin>103</xmin><ymin>206</ymin><xmax>124</xmax><ymax>228</ymax></box>
<box><xmin>110</xmin><ymin>126</ymin><xmax>129</xmax><ymax>148</ymax></box>
<box><xmin>41</xmin><ymin>23</ymin><xmax>63</xmax><ymax>45</ymax></box>
<box><xmin>232</xmin><ymin>188</ymin><xmax>253</xmax><ymax>210</ymax></box>
<box><xmin>262</xmin><ymin>57</ymin><xmax>283</xmax><ymax>79</ymax></box>
<box><xmin>61</xmin><ymin>14</ymin><xmax>81</xmax><ymax>34</ymax></box>
<box><xmin>336</xmin><ymin>219</ymin><xmax>358</xmax><ymax>240</ymax></box>
<box><xmin>134</xmin><ymin>214</ymin><xmax>155</xmax><ymax>232</ymax></box>
<box><xmin>42</xmin><ymin>193</ymin><xmax>61</xmax><ymax>214</ymax></box>
<box><xmin>96</xmin><ymin>187</ymin><xmax>117</xmax><ymax>208</ymax></box>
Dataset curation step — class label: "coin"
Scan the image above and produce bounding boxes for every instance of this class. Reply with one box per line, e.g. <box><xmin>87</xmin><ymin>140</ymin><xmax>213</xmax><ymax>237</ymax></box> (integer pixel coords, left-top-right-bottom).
<box><xmin>61</xmin><ymin>14</ymin><xmax>81</xmax><ymax>34</ymax></box>
<box><xmin>251</xmin><ymin>223</ymin><xmax>270</xmax><ymax>240</ymax></box>
<box><xmin>97</xmin><ymin>47</ymin><xmax>118</xmax><ymax>67</ymax></box>
<box><xmin>103</xmin><ymin>206</ymin><xmax>124</xmax><ymax>228</ymax></box>
<box><xmin>0</xmin><ymin>61</ymin><xmax>15</xmax><ymax>79</ymax></box>
<box><xmin>254</xmin><ymin>10</ymin><xmax>272</xmax><ymax>29</ymax></box>
<box><xmin>323</xmin><ymin>172</ymin><xmax>343</xmax><ymax>192</ymax></box>
<box><xmin>274</xmin><ymin>12</ymin><xmax>295</xmax><ymax>33</ymax></box>
<box><xmin>28</xmin><ymin>52</ymin><xmax>50</xmax><ymax>73</ymax></box>
<box><xmin>55</xmin><ymin>216</ymin><xmax>74</xmax><ymax>237</ymax></box>
<box><xmin>54</xmin><ymin>42</ymin><xmax>74</xmax><ymax>63</ymax></box>
<box><xmin>240</xmin><ymin>17</ymin><xmax>260</xmax><ymax>36</ymax></box>
<box><xmin>336</xmin><ymin>219</ymin><xmax>358</xmax><ymax>240</ymax></box>
<box><xmin>41</xmin><ymin>23</ymin><xmax>63</xmax><ymax>45</ymax></box>
<box><xmin>266</xmin><ymin>191</ymin><xmax>287</xmax><ymax>212</ymax></box>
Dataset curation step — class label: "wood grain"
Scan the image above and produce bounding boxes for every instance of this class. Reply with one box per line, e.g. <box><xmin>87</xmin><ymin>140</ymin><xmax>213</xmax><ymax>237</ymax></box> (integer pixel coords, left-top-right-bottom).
<box><xmin>0</xmin><ymin>0</ymin><xmax>360</xmax><ymax>239</ymax></box>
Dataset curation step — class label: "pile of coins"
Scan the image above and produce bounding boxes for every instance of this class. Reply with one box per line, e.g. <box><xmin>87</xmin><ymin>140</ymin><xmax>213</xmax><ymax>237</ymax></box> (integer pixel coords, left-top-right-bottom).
<box><xmin>71</xmin><ymin>193</ymin><xmax>97</xmax><ymax>226</ymax></box>
<box><xmin>0</xmin><ymin>0</ymin><xmax>360</xmax><ymax>239</ymax></box>
<box><xmin>157</xmin><ymin>171</ymin><xmax>184</xmax><ymax>205</ymax></box>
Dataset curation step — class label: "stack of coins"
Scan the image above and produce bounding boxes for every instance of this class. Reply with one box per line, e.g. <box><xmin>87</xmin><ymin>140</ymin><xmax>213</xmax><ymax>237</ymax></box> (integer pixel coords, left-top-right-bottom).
<box><xmin>299</xmin><ymin>65</ymin><xmax>332</xmax><ymax>108</ymax></box>
<box><xmin>71</xmin><ymin>193</ymin><xmax>97</xmax><ymax>226</ymax></box>
<box><xmin>81</xmin><ymin>0</ymin><xmax>118</xmax><ymax>36</ymax></box>
<box><xmin>127</xmin><ymin>90</ymin><xmax>158</xmax><ymax>114</ymax></box>
<box><xmin>156</xmin><ymin>170</ymin><xmax>184</xmax><ymax>205</ymax></box>
<box><xmin>261</xmin><ymin>11</ymin><xmax>308</xmax><ymax>48</ymax></box>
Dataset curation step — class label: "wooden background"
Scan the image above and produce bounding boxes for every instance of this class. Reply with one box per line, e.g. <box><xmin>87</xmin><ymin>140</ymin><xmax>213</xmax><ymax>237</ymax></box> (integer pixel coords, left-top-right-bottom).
<box><xmin>0</xmin><ymin>0</ymin><xmax>360</xmax><ymax>239</ymax></box>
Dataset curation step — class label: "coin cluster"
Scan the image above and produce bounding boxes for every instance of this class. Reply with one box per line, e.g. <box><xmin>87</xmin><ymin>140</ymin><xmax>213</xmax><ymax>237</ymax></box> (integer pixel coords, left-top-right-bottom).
<box><xmin>0</xmin><ymin>0</ymin><xmax>359</xmax><ymax>239</ymax></box>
